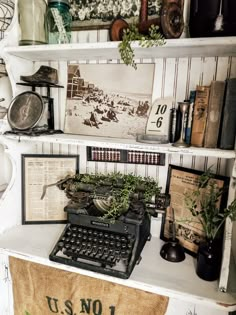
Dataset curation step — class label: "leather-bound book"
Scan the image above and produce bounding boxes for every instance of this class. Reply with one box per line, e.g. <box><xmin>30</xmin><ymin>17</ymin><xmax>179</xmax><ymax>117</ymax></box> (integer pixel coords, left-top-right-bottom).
<box><xmin>204</xmin><ymin>81</ymin><xmax>226</xmax><ymax>148</ymax></box>
<box><xmin>190</xmin><ymin>85</ymin><xmax>210</xmax><ymax>147</ymax></box>
<box><xmin>218</xmin><ymin>78</ymin><xmax>236</xmax><ymax>150</ymax></box>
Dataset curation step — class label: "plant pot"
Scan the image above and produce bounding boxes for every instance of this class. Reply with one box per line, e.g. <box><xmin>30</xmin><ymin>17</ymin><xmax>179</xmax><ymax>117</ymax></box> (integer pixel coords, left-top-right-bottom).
<box><xmin>196</xmin><ymin>238</ymin><xmax>222</xmax><ymax>281</ymax></box>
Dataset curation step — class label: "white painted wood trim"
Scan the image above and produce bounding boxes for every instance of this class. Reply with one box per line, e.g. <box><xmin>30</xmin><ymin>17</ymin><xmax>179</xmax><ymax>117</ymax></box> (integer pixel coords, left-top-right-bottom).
<box><xmin>4</xmin><ymin>37</ymin><xmax>236</xmax><ymax>61</ymax></box>
<box><xmin>3</xmin><ymin>134</ymin><xmax>235</xmax><ymax>159</ymax></box>
<box><xmin>0</xmin><ymin>223</ymin><xmax>235</xmax><ymax>311</ymax></box>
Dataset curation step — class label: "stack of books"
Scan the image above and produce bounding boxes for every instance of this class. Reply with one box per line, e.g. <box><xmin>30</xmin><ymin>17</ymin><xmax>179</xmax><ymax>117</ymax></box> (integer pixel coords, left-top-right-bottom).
<box><xmin>170</xmin><ymin>78</ymin><xmax>236</xmax><ymax>150</ymax></box>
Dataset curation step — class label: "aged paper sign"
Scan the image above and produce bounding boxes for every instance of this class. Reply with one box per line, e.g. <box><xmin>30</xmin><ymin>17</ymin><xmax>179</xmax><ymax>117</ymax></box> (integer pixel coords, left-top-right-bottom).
<box><xmin>162</xmin><ymin>166</ymin><xmax>226</xmax><ymax>255</ymax></box>
<box><xmin>22</xmin><ymin>155</ymin><xmax>78</xmax><ymax>223</ymax></box>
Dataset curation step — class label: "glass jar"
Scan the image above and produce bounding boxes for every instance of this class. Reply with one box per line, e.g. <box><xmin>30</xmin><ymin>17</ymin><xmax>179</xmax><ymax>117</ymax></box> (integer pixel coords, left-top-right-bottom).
<box><xmin>18</xmin><ymin>0</ymin><xmax>48</xmax><ymax>45</ymax></box>
<box><xmin>47</xmin><ymin>0</ymin><xmax>72</xmax><ymax>44</ymax></box>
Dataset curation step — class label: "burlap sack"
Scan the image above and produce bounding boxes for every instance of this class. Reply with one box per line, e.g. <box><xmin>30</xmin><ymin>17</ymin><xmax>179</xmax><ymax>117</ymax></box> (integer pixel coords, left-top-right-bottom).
<box><xmin>9</xmin><ymin>256</ymin><xmax>169</xmax><ymax>315</ymax></box>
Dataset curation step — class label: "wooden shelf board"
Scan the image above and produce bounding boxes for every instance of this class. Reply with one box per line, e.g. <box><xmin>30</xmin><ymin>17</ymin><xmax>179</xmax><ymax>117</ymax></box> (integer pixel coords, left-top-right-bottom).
<box><xmin>0</xmin><ymin>223</ymin><xmax>235</xmax><ymax>310</ymax></box>
<box><xmin>5</xmin><ymin>37</ymin><xmax>236</xmax><ymax>61</ymax></box>
<box><xmin>4</xmin><ymin>133</ymin><xmax>235</xmax><ymax>159</ymax></box>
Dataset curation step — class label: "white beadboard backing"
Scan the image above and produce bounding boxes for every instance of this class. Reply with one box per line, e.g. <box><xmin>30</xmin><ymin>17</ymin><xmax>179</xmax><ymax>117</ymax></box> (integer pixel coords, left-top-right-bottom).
<box><xmin>31</xmin><ymin>54</ymin><xmax>236</xmax><ymax>132</ymax></box>
<box><xmin>35</xmin><ymin>140</ymin><xmax>228</xmax><ymax>190</ymax></box>
<box><xmin>30</xmin><ymin>47</ymin><xmax>234</xmax><ymax>186</ymax></box>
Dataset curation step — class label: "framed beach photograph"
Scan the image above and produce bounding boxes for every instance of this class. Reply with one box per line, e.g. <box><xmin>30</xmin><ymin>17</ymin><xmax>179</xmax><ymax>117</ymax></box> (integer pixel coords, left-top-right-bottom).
<box><xmin>160</xmin><ymin>165</ymin><xmax>229</xmax><ymax>256</ymax></box>
<box><xmin>69</xmin><ymin>0</ymin><xmax>161</xmax><ymax>30</ymax></box>
<box><xmin>22</xmin><ymin>154</ymin><xmax>79</xmax><ymax>224</ymax></box>
<box><xmin>64</xmin><ymin>63</ymin><xmax>155</xmax><ymax>139</ymax></box>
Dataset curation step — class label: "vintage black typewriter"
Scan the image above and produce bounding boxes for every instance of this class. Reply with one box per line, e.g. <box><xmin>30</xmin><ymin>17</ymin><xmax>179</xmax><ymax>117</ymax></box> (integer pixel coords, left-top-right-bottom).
<box><xmin>48</xmin><ymin>173</ymin><xmax>169</xmax><ymax>279</ymax></box>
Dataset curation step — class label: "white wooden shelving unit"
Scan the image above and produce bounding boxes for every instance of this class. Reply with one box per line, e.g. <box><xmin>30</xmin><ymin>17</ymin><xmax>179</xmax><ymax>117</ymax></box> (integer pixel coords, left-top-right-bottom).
<box><xmin>0</xmin><ymin>223</ymin><xmax>235</xmax><ymax>311</ymax></box>
<box><xmin>4</xmin><ymin>37</ymin><xmax>236</xmax><ymax>61</ymax></box>
<box><xmin>4</xmin><ymin>133</ymin><xmax>236</xmax><ymax>158</ymax></box>
<box><xmin>1</xmin><ymin>30</ymin><xmax>236</xmax><ymax>314</ymax></box>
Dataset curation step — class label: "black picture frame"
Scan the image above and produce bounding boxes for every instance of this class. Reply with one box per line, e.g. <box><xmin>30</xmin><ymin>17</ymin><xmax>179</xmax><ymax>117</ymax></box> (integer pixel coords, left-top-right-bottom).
<box><xmin>160</xmin><ymin>165</ymin><xmax>229</xmax><ymax>256</ymax></box>
<box><xmin>69</xmin><ymin>0</ymin><xmax>160</xmax><ymax>31</ymax></box>
<box><xmin>22</xmin><ymin>154</ymin><xmax>79</xmax><ymax>224</ymax></box>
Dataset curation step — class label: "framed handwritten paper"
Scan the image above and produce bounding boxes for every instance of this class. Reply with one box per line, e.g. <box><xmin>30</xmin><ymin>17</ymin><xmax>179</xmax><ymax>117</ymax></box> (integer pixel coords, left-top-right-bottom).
<box><xmin>22</xmin><ymin>154</ymin><xmax>79</xmax><ymax>224</ymax></box>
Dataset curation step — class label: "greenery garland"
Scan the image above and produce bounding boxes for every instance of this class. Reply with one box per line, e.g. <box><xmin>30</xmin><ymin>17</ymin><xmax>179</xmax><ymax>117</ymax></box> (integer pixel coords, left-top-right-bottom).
<box><xmin>118</xmin><ymin>24</ymin><xmax>166</xmax><ymax>69</ymax></box>
<box><xmin>71</xmin><ymin>172</ymin><xmax>161</xmax><ymax>220</ymax></box>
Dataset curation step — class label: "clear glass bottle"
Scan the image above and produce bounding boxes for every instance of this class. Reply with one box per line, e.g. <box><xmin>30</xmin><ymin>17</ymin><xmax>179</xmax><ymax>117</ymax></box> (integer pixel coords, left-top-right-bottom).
<box><xmin>47</xmin><ymin>0</ymin><xmax>72</xmax><ymax>44</ymax></box>
<box><xmin>18</xmin><ymin>0</ymin><xmax>48</xmax><ymax>45</ymax></box>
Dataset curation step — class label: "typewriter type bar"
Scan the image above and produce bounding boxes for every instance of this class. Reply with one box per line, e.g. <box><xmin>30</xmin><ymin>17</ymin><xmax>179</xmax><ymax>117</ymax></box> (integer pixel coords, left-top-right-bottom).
<box><xmin>49</xmin><ymin>213</ymin><xmax>151</xmax><ymax>279</ymax></box>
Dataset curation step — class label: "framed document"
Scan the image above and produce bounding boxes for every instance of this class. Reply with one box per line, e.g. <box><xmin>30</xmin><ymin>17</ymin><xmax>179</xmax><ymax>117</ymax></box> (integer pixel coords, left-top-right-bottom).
<box><xmin>160</xmin><ymin>165</ymin><xmax>229</xmax><ymax>256</ymax></box>
<box><xmin>22</xmin><ymin>154</ymin><xmax>79</xmax><ymax>224</ymax></box>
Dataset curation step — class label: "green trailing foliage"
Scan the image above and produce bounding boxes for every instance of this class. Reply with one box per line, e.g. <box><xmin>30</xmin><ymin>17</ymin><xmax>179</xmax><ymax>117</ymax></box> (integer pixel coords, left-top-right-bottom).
<box><xmin>73</xmin><ymin>172</ymin><xmax>161</xmax><ymax>220</ymax></box>
<box><xmin>184</xmin><ymin>168</ymin><xmax>236</xmax><ymax>240</ymax></box>
<box><xmin>118</xmin><ymin>24</ymin><xmax>165</xmax><ymax>69</ymax></box>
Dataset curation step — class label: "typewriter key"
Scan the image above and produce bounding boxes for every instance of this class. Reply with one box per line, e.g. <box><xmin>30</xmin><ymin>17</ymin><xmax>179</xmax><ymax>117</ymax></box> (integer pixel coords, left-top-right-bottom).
<box><xmin>57</xmin><ymin>241</ymin><xmax>64</xmax><ymax>249</ymax></box>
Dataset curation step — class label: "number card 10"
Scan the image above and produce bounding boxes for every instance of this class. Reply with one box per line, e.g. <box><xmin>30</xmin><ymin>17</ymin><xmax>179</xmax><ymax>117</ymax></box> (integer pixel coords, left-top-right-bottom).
<box><xmin>146</xmin><ymin>98</ymin><xmax>173</xmax><ymax>138</ymax></box>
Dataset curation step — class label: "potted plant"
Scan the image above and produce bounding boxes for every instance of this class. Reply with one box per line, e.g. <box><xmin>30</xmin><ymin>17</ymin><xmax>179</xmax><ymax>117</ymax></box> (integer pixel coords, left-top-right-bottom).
<box><xmin>184</xmin><ymin>169</ymin><xmax>236</xmax><ymax>281</ymax></box>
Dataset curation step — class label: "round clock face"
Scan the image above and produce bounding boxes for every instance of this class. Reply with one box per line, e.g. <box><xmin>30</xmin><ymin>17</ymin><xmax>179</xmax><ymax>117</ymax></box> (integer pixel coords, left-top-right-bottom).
<box><xmin>7</xmin><ymin>91</ymin><xmax>44</xmax><ymax>130</ymax></box>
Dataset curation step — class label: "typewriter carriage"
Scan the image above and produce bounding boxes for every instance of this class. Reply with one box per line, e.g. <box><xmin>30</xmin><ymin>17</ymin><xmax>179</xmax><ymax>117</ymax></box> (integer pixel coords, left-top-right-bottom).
<box><xmin>54</xmin><ymin>172</ymin><xmax>168</xmax><ymax>220</ymax></box>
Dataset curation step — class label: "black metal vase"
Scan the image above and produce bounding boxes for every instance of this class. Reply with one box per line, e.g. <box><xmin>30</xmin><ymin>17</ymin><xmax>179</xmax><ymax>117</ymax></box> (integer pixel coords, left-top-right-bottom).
<box><xmin>196</xmin><ymin>238</ymin><xmax>222</xmax><ymax>281</ymax></box>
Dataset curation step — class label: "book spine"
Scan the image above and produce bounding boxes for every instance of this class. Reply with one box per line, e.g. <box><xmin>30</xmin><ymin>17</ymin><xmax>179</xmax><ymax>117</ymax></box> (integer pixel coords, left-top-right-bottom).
<box><xmin>219</xmin><ymin>78</ymin><xmax>236</xmax><ymax>150</ymax></box>
<box><xmin>185</xmin><ymin>91</ymin><xmax>196</xmax><ymax>145</ymax></box>
<box><xmin>190</xmin><ymin>85</ymin><xmax>210</xmax><ymax>147</ymax></box>
<box><xmin>169</xmin><ymin>108</ymin><xmax>177</xmax><ymax>143</ymax></box>
<box><xmin>175</xmin><ymin>106</ymin><xmax>182</xmax><ymax>142</ymax></box>
<box><xmin>204</xmin><ymin>81</ymin><xmax>225</xmax><ymax>148</ymax></box>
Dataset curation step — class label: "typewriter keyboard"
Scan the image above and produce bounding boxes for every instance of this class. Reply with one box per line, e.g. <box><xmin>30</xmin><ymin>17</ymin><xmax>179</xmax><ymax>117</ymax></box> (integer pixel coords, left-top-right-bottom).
<box><xmin>54</xmin><ymin>223</ymin><xmax>136</xmax><ymax>268</ymax></box>
<box><xmin>50</xmin><ymin>212</ymin><xmax>151</xmax><ymax>279</ymax></box>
